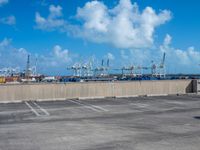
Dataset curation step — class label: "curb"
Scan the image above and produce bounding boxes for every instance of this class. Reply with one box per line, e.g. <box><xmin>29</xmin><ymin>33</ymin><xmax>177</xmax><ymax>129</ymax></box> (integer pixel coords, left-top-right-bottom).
<box><xmin>0</xmin><ymin>93</ymin><xmax>198</xmax><ymax>104</ymax></box>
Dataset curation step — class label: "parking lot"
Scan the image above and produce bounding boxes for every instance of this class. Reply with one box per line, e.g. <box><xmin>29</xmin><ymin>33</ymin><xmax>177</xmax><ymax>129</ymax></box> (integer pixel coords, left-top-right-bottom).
<box><xmin>0</xmin><ymin>94</ymin><xmax>200</xmax><ymax>150</ymax></box>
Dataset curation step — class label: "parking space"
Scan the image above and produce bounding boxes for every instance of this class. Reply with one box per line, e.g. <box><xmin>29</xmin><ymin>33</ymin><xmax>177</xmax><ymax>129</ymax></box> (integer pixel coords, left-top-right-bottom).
<box><xmin>0</xmin><ymin>95</ymin><xmax>200</xmax><ymax>150</ymax></box>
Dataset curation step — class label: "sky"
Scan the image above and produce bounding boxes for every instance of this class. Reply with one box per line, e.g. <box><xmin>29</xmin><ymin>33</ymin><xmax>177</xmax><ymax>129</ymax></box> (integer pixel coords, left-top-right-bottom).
<box><xmin>0</xmin><ymin>0</ymin><xmax>200</xmax><ymax>75</ymax></box>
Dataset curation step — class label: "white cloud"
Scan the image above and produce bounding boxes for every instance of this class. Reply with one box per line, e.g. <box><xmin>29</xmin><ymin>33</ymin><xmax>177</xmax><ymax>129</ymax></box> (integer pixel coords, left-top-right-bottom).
<box><xmin>107</xmin><ymin>52</ymin><xmax>115</xmax><ymax>60</ymax></box>
<box><xmin>0</xmin><ymin>1</ymin><xmax>15</xmax><ymax>26</ymax></box>
<box><xmin>160</xmin><ymin>34</ymin><xmax>200</xmax><ymax>66</ymax></box>
<box><xmin>0</xmin><ymin>38</ymin><xmax>73</xmax><ymax>75</ymax></box>
<box><xmin>35</xmin><ymin>5</ymin><xmax>65</xmax><ymax>30</ymax></box>
<box><xmin>77</xmin><ymin>1</ymin><xmax>110</xmax><ymax>33</ymax></box>
<box><xmin>118</xmin><ymin>34</ymin><xmax>200</xmax><ymax>73</ymax></box>
<box><xmin>52</xmin><ymin>45</ymin><xmax>71</xmax><ymax>64</ymax></box>
<box><xmin>0</xmin><ymin>0</ymin><xmax>8</xmax><ymax>6</ymax></box>
<box><xmin>104</xmin><ymin>52</ymin><xmax>115</xmax><ymax>60</ymax></box>
<box><xmin>75</xmin><ymin>0</ymin><xmax>171</xmax><ymax>49</ymax></box>
<box><xmin>120</xmin><ymin>49</ymin><xmax>152</xmax><ymax>67</ymax></box>
<box><xmin>163</xmin><ymin>34</ymin><xmax>172</xmax><ymax>46</ymax></box>
<box><xmin>35</xmin><ymin>0</ymin><xmax>171</xmax><ymax>49</ymax></box>
<box><xmin>0</xmin><ymin>38</ymin><xmax>28</xmax><ymax>68</ymax></box>
<box><xmin>120</xmin><ymin>50</ymin><xmax>129</xmax><ymax>60</ymax></box>
<box><xmin>0</xmin><ymin>38</ymin><xmax>11</xmax><ymax>47</ymax></box>
<box><xmin>0</xmin><ymin>15</ymin><xmax>16</xmax><ymax>25</ymax></box>
<box><xmin>38</xmin><ymin>45</ymin><xmax>73</xmax><ymax>74</ymax></box>
<box><xmin>158</xmin><ymin>34</ymin><xmax>200</xmax><ymax>73</ymax></box>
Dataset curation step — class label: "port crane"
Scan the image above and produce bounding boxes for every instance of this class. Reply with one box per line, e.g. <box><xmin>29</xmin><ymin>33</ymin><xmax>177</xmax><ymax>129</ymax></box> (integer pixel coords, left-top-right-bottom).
<box><xmin>67</xmin><ymin>63</ymin><xmax>82</xmax><ymax>77</ymax></box>
<box><xmin>151</xmin><ymin>60</ymin><xmax>157</xmax><ymax>77</ymax></box>
<box><xmin>158</xmin><ymin>52</ymin><xmax>166</xmax><ymax>78</ymax></box>
<box><xmin>81</xmin><ymin>61</ymin><xmax>93</xmax><ymax>77</ymax></box>
<box><xmin>121</xmin><ymin>66</ymin><xmax>135</xmax><ymax>76</ymax></box>
<box><xmin>67</xmin><ymin>59</ymin><xmax>110</xmax><ymax>77</ymax></box>
<box><xmin>119</xmin><ymin>65</ymin><xmax>148</xmax><ymax>77</ymax></box>
<box><xmin>150</xmin><ymin>52</ymin><xmax>166</xmax><ymax>78</ymax></box>
<box><xmin>0</xmin><ymin>67</ymin><xmax>20</xmax><ymax>76</ymax></box>
<box><xmin>94</xmin><ymin>59</ymin><xmax>110</xmax><ymax>76</ymax></box>
<box><xmin>67</xmin><ymin>53</ymin><xmax>166</xmax><ymax>79</ymax></box>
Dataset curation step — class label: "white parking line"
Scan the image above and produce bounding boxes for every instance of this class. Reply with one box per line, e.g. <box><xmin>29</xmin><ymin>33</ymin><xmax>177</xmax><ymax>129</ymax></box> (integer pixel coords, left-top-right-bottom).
<box><xmin>80</xmin><ymin>101</ymin><xmax>109</xmax><ymax>112</ymax></box>
<box><xmin>25</xmin><ymin>101</ymin><xmax>40</xmax><ymax>116</ymax></box>
<box><xmin>32</xmin><ymin>101</ymin><xmax>50</xmax><ymax>116</ymax></box>
<box><xmin>131</xmin><ymin>103</ymin><xmax>149</xmax><ymax>108</ymax></box>
<box><xmin>76</xmin><ymin>100</ymin><xmax>108</xmax><ymax>112</ymax></box>
<box><xmin>69</xmin><ymin>100</ymin><xmax>103</xmax><ymax>112</ymax></box>
<box><xmin>165</xmin><ymin>101</ymin><xmax>185</xmax><ymax>105</ymax></box>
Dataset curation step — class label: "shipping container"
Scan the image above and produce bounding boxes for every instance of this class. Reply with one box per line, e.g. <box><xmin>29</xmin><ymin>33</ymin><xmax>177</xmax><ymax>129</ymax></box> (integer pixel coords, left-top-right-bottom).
<box><xmin>5</xmin><ymin>77</ymin><xmax>19</xmax><ymax>83</ymax></box>
<box><xmin>0</xmin><ymin>77</ymin><xmax>6</xmax><ymax>83</ymax></box>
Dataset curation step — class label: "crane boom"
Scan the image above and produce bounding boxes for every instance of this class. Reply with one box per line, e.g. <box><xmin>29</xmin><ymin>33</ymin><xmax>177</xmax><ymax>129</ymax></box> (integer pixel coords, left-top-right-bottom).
<box><xmin>161</xmin><ymin>52</ymin><xmax>166</xmax><ymax>65</ymax></box>
<box><xmin>107</xmin><ymin>59</ymin><xmax>110</xmax><ymax>67</ymax></box>
<box><xmin>101</xmin><ymin>59</ymin><xmax>104</xmax><ymax>67</ymax></box>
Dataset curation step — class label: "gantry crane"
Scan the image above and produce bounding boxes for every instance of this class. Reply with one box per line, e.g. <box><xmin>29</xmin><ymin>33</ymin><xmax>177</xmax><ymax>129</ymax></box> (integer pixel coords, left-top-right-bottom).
<box><xmin>158</xmin><ymin>52</ymin><xmax>166</xmax><ymax>78</ymax></box>
<box><xmin>150</xmin><ymin>52</ymin><xmax>166</xmax><ymax>78</ymax></box>
<box><xmin>94</xmin><ymin>59</ymin><xmax>110</xmax><ymax>76</ymax></box>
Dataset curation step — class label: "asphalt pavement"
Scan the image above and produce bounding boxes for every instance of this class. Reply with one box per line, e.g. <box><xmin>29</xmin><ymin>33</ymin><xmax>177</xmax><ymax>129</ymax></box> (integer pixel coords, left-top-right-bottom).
<box><xmin>0</xmin><ymin>94</ymin><xmax>200</xmax><ymax>150</ymax></box>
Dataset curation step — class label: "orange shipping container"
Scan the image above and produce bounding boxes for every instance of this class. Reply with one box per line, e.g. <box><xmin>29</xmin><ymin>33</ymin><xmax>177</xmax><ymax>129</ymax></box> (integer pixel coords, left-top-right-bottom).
<box><xmin>5</xmin><ymin>77</ymin><xmax>14</xmax><ymax>82</ymax></box>
<box><xmin>5</xmin><ymin>77</ymin><xmax>19</xmax><ymax>83</ymax></box>
<box><xmin>13</xmin><ymin>77</ymin><xmax>18</xmax><ymax>82</ymax></box>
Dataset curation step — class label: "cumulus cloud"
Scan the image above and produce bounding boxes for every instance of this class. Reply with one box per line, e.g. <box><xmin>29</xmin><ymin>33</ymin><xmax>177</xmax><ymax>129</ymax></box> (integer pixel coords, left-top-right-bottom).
<box><xmin>40</xmin><ymin>45</ymin><xmax>71</xmax><ymax>67</ymax></box>
<box><xmin>0</xmin><ymin>38</ymin><xmax>73</xmax><ymax>75</ymax></box>
<box><xmin>118</xmin><ymin>34</ymin><xmax>200</xmax><ymax>73</ymax></box>
<box><xmin>0</xmin><ymin>15</ymin><xmax>16</xmax><ymax>25</ymax></box>
<box><xmin>0</xmin><ymin>1</ymin><xmax>15</xmax><ymax>26</ymax></box>
<box><xmin>104</xmin><ymin>52</ymin><xmax>115</xmax><ymax>60</ymax></box>
<box><xmin>160</xmin><ymin>34</ymin><xmax>200</xmax><ymax>67</ymax></box>
<box><xmin>53</xmin><ymin>45</ymin><xmax>70</xmax><ymax>62</ymax></box>
<box><xmin>0</xmin><ymin>38</ymin><xmax>28</xmax><ymax>68</ymax></box>
<box><xmin>0</xmin><ymin>38</ymin><xmax>11</xmax><ymax>47</ymax></box>
<box><xmin>0</xmin><ymin>0</ymin><xmax>8</xmax><ymax>6</ymax></box>
<box><xmin>35</xmin><ymin>0</ymin><xmax>171</xmax><ymax>49</ymax></box>
<box><xmin>120</xmin><ymin>49</ymin><xmax>152</xmax><ymax>67</ymax></box>
<box><xmin>75</xmin><ymin>0</ymin><xmax>171</xmax><ymax>49</ymax></box>
<box><xmin>35</xmin><ymin>5</ymin><xmax>66</xmax><ymax>30</ymax></box>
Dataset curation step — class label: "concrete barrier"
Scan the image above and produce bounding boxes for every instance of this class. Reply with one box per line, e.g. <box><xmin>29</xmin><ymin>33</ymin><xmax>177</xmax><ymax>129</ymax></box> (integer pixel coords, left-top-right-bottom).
<box><xmin>0</xmin><ymin>80</ymin><xmax>195</xmax><ymax>102</ymax></box>
<box><xmin>193</xmin><ymin>79</ymin><xmax>200</xmax><ymax>94</ymax></box>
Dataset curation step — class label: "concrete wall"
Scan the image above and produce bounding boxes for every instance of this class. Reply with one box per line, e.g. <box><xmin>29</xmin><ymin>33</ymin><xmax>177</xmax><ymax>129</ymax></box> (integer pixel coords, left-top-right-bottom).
<box><xmin>193</xmin><ymin>79</ymin><xmax>200</xmax><ymax>94</ymax></box>
<box><xmin>0</xmin><ymin>80</ymin><xmax>194</xmax><ymax>102</ymax></box>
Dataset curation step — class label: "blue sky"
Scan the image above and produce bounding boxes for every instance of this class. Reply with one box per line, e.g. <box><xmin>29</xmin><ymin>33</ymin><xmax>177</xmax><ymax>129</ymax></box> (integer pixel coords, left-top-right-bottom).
<box><xmin>0</xmin><ymin>0</ymin><xmax>200</xmax><ymax>75</ymax></box>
